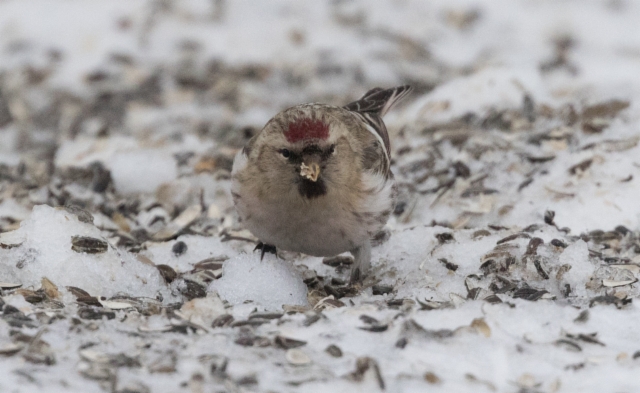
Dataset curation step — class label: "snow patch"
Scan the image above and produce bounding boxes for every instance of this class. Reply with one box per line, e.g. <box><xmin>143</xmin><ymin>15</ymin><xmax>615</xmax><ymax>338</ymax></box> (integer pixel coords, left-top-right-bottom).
<box><xmin>108</xmin><ymin>150</ymin><xmax>178</xmax><ymax>195</ymax></box>
<box><xmin>0</xmin><ymin>205</ymin><xmax>174</xmax><ymax>301</ymax></box>
<box><xmin>559</xmin><ymin>240</ymin><xmax>594</xmax><ymax>298</ymax></box>
<box><xmin>210</xmin><ymin>253</ymin><xmax>308</xmax><ymax>311</ymax></box>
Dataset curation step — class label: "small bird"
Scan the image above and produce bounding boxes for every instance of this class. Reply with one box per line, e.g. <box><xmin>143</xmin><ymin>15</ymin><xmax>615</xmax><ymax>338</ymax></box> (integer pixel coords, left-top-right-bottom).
<box><xmin>231</xmin><ymin>86</ymin><xmax>411</xmax><ymax>282</ymax></box>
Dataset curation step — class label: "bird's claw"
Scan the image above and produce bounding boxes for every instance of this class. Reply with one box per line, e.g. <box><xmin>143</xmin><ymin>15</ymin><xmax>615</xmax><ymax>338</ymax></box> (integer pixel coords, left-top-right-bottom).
<box><xmin>254</xmin><ymin>242</ymin><xmax>277</xmax><ymax>260</ymax></box>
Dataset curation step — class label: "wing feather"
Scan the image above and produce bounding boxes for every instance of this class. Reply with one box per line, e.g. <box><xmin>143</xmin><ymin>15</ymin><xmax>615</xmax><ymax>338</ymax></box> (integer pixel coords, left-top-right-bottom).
<box><xmin>343</xmin><ymin>85</ymin><xmax>412</xmax><ymax>117</ymax></box>
<box><xmin>343</xmin><ymin>85</ymin><xmax>412</xmax><ymax>170</ymax></box>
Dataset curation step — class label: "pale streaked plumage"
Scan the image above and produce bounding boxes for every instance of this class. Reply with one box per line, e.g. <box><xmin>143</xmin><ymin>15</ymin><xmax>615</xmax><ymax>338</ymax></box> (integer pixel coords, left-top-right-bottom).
<box><xmin>231</xmin><ymin>86</ymin><xmax>411</xmax><ymax>282</ymax></box>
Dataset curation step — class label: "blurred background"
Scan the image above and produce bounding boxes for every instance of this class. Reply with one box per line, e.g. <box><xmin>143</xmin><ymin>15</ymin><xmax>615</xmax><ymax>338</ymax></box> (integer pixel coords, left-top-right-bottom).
<box><xmin>1</xmin><ymin>0</ymin><xmax>639</xmax><ymax>233</ymax></box>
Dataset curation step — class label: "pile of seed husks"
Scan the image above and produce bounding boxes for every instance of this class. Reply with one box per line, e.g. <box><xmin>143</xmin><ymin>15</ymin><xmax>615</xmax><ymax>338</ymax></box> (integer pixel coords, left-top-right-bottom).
<box><xmin>1</xmin><ymin>75</ymin><xmax>639</xmax><ymax>392</ymax></box>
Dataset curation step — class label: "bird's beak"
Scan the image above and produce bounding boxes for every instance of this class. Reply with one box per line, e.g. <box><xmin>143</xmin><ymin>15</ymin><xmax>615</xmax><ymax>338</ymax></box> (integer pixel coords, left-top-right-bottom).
<box><xmin>300</xmin><ymin>162</ymin><xmax>320</xmax><ymax>182</ymax></box>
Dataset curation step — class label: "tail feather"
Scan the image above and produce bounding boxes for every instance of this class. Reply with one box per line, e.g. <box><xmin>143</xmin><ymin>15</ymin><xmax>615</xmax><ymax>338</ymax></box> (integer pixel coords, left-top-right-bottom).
<box><xmin>343</xmin><ymin>85</ymin><xmax>412</xmax><ymax>117</ymax></box>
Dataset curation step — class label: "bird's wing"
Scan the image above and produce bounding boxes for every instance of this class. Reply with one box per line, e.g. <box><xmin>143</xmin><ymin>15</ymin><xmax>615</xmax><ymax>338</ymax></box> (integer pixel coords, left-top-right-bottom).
<box><xmin>343</xmin><ymin>86</ymin><xmax>412</xmax><ymax>168</ymax></box>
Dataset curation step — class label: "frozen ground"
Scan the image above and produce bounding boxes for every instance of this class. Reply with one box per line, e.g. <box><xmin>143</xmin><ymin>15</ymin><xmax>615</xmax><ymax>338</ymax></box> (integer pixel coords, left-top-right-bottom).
<box><xmin>1</xmin><ymin>0</ymin><xmax>640</xmax><ymax>392</ymax></box>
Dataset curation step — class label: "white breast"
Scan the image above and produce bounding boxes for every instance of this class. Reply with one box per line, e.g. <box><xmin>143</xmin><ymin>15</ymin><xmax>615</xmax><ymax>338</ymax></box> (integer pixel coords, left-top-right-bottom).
<box><xmin>232</xmin><ymin>168</ymin><xmax>395</xmax><ymax>257</ymax></box>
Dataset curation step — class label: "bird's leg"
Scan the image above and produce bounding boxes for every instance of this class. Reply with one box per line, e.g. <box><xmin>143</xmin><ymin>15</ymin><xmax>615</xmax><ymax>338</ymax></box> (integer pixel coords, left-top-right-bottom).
<box><xmin>254</xmin><ymin>242</ymin><xmax>277</xmax><ymax>260</ymax></box>
<box><xmin>349</xmin><ymin>241</ymin><xmax>371</xmax><ymax>283</ymax></box>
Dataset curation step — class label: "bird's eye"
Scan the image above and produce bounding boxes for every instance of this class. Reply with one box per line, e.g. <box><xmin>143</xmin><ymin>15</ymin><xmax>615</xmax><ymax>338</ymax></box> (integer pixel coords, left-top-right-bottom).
<box><xmin>329</xmin><ymin>145</ymin><xmax>336</xmax><ymax>154</ymax></box>
<box><xmin>279</xmin><ymin>149</ymin><xmax>291</xmax><ymax>158</ymax></box>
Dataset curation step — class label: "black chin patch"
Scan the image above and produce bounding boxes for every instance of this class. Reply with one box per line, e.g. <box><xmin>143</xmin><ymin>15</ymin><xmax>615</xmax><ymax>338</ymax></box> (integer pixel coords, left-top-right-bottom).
<box><xmin>298</xmin><ymin>178</ymin><xmax>327</xmax><ymax>199</ymax></box>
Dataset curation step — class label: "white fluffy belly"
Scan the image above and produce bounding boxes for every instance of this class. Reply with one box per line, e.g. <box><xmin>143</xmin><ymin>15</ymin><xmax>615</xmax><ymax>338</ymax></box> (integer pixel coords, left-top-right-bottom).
<box><xmin>239</xmin><ymin>196</ymin><xmax>369</xmax><ymax>256</ymax></box>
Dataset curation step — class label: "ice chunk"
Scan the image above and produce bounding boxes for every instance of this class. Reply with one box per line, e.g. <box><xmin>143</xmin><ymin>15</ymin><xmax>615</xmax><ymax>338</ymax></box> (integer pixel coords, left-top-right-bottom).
<box><xmin>558</xmin><ymin>240</ymin><xmax>593</xmax><ymax>297</ymax></box>
<box><xmin>108</xmin><ymin>150</ymin><xmax>177</xmax><ymax>194</ymax></box>
<box><xmin>0</xmin><ymin>205</ymin><xmax>175</xmax><ymax>302</ymax></box>
<box><xmin>209</xmin><ymin>253</ymin><xmax>308</xmax><ymax>311</ymax></box>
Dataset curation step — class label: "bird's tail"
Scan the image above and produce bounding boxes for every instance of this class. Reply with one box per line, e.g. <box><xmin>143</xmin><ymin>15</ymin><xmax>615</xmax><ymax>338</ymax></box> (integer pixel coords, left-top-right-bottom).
<box><xmin>343</xmin><ymin>85</ymin><xmax>412</xmax><ymax>117</ymax></box>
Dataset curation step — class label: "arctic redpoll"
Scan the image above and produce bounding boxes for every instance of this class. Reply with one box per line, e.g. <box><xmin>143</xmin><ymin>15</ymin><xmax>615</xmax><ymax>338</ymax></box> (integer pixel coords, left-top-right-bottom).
<box><xmin>231</xmin><ymin>86</ymin><xmax>412</xmax><ymax>282</ymax></box>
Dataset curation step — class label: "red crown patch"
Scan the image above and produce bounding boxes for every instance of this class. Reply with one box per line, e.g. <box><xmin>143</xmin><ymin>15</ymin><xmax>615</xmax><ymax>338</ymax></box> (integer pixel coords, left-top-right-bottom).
<box><xmin>284</xmin><ymin>118</ymin><xmax>329</xmax><ymax>143</ymax></box>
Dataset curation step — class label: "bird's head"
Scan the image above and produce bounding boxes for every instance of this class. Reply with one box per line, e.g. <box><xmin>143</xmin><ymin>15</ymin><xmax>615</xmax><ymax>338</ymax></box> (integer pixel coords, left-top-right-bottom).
<box><xmin>250</xmin><ymin>106</ymin><xmax>358</xmax><ymax>199</ymax></box>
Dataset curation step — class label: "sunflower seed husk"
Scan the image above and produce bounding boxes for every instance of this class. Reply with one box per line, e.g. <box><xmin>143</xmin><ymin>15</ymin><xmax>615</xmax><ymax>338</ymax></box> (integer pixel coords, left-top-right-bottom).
<box><xmin>0</xmin><ymin>343</ymin><xmax>23</xmax><ymax>356</ymax></box>
<box><xmin>602</xmin><ymin>279</ymin><xmax>638</xmax><ymax>287</ymax></box>
<box><xmin>325</xmin><ymin>345</ymin><xmax>342</xmax><ymax>358</ymax></box>
<box><xmin>609</xmin><ymin>264</ymin><xmax>640</xmax><ymax>274</ymax></box>
<box><xmin>156</xmin><ymin>264</ymin><xmax>177</xmax><ymax>283</ymax></box>
<box><xmin>71</xmin><ymin>236</ymin><xmax>108</xmax><ymax>254</ymax></box>
<box><xmin>285</xmin><ymin>349</ymin><xmax>311</xmax><ymax>365</ymax></box>
<box><xmin>0</xmin><ymin>282</ymin><xmax>22</xmax><ymax>290</ymax></box>
<box><xmin>274</xmin><ymin>336</ymin><xmax>307</xmax><ymax>349</ymax></box>
<box><xmin>98</xmin><ymin>298</ymin><xmax>135</xmax><ymax>310</ymax></box>
<box><xmin>153</xmin><ymin>205</ymin><xmax>202</xmax><ymax>241</ymax></box>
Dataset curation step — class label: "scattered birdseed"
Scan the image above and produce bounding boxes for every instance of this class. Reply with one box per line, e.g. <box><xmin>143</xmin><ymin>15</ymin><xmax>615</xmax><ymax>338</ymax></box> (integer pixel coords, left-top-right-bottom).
<box><xmin>372</xmin><ymin>284</ymin><xmax>394</xmax><ymax>295</ymax></box>
<box><xmin>322</xmin><ymin>256</ymin><xmax>353</xmax><ymax>267</ymax></box>
<box><xmin>424</xmin><ymin>371</ymin><xmax>441</xmax><ymax>384</ymax></box>
<box><xmin>0</xmin><ymin>4</ymin><xmax>638</xmax><ymax>391</ymax></box>
<box><xmin>172</xmin><ymin>241</ymin><xmax>188</xmax><ymax>256</ymax></box>
<box><xmin>71</xmin><ymin>236</ymin><xmax>108</xmax><ymax>254</ymax></box>
<box><xmin>274</xmin><ymin>336</ymin><xmax>307</xmax><ymax>349</ymax></box>
<box><xmin>285</xmin><ymin>349</ymin><xmax>311</xmax><ymax>365</ymax></box>
<box><xmin>325</xmin><ymin>345</ymin><xmax>343</xmax><ymax>358</ymax></box>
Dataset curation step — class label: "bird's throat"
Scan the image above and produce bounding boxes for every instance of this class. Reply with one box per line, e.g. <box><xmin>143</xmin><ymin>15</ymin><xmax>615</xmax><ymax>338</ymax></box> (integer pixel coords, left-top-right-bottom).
<box><xmin>298</xmin><ymin>178</ymin><xmax>327</xmax><ymax>199</ymax></box>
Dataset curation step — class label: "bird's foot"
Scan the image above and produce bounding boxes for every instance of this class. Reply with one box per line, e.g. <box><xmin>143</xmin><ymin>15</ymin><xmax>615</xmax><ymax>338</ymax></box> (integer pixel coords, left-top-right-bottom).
<box><xmin>349</xmin><ymin>242</ymin><xmax>372</xmax><ymax>284</ymax></box>
<box><xmin>254</xmin><ymin>242</ymin><xmax>277</xmax><ymax>260</ymax></box>
<box><xmin>349</xmin><ymin>267</ymin><xmax>362</xmax><ymax>284</ymax></box>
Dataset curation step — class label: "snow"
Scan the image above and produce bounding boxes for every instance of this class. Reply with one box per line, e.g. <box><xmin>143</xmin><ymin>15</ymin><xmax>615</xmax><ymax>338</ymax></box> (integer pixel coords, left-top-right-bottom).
<box><xmin>178</xmin><ymin>293</ymin><xmax>226</xmax><ymax>327</ymax></box>
<box><xmin>1</xmin><ymin>0</ymin><xmax>640</xmax><ymax>392</ymax></box>
<box><xmin>406</xmin><ymin>67</ymin><xmax>551</xmax><ymax>124</ymax></box>
<box><xmin>141</xmin><ymin>235</ymin><xmax>236</xmax><ymax>273</ymax></box>
<box><xmin>0</xmin><ymin>205</ymin><xmax>174</xmax><ymax>301</ymax></box>
<box><xmin>109</xmin><ymin>150</ymin><xmax>178</xmax><ymax>195</ymax></box>
<box><xmin>210</xmin><ymin>253</ymin><xmax>308</xmax><ymax>311</ymax></box>
<box><xmin>558</xmin><ymin>240</ymin><xmax>592</xmax><ymax>298</ymax></box>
